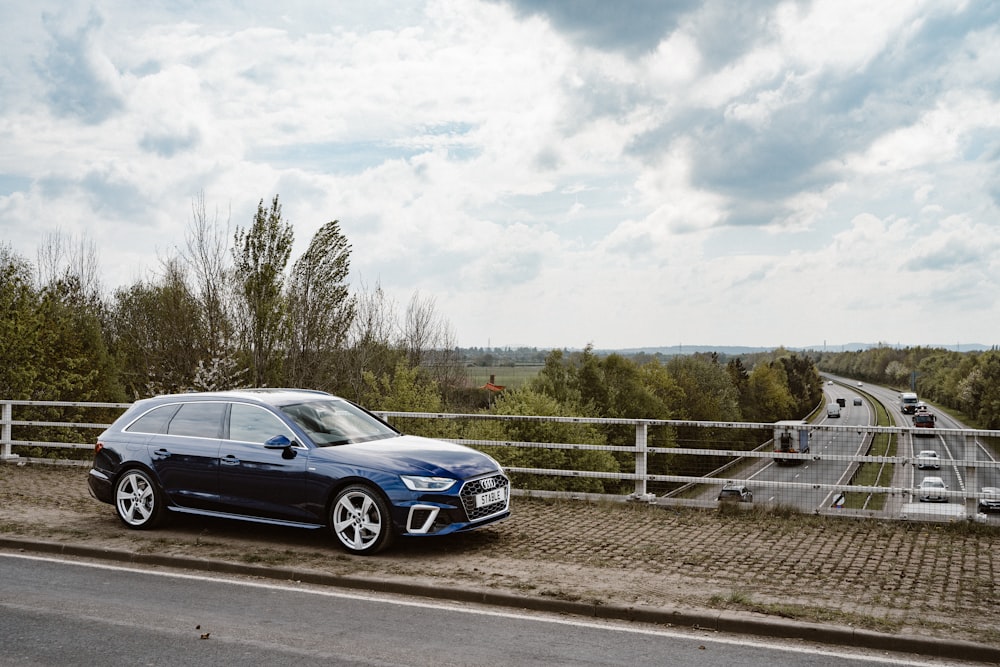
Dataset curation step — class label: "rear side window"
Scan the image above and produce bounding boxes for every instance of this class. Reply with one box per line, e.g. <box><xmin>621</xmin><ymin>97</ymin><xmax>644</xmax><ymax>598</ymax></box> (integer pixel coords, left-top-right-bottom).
<box><xmin>126</xmin><ymin>404</ymin><xmax>180</xmax><ymax>434</ymax></box>
<box><xmin>166</xmin><ymin>402</ymin><xmax>227</xmax><ymax>438</ymax></box>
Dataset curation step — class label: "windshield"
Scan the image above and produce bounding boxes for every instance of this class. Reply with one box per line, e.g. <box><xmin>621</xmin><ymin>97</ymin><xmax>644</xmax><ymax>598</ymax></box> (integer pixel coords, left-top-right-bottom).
<box><xmin>280</xmin><ymin>399</ymin><xmax>398</xmax><ymax>446</ymax></box>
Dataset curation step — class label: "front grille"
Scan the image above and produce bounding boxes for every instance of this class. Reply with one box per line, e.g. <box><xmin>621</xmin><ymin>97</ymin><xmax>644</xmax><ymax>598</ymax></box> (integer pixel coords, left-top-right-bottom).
<box><xmin>459</xmin><ymin>473</ymin><xmax>510</xmax><ymax>522</ymax></box>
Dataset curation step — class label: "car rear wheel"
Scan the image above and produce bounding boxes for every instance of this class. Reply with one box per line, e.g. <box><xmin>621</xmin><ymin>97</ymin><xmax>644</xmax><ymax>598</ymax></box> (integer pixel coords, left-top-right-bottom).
<box><xmin>114</xmin><ymin>469</ymin><xmax>163</xmax><ymax>529</ymax></box>
<box><xmin>330</xmin><ymin>485</ymin><xmax>394</xmax><ymax>555</ymax></box>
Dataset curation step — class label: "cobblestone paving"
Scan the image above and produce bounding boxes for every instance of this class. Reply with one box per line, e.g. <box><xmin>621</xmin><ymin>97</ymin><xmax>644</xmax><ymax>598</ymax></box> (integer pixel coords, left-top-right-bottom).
<box><xmin>2</xmin><ymin>462</ymin><xmax>998</xmax><ymax>648</ymax></box>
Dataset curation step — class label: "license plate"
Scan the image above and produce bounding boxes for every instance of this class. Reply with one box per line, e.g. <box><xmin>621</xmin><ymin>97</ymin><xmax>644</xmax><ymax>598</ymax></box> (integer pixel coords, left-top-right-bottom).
<box><xmin>475</xmin><ymin>486</ymin><xmax>506</xmax><ymax>507</ymax></box>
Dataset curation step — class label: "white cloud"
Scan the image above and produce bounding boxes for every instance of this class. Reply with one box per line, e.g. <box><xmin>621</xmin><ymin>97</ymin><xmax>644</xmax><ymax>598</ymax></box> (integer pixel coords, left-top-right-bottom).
<box><xmin>0</xmin><ymin>0</ymin><xmax>998</xmax><ymax>349</ymax></box>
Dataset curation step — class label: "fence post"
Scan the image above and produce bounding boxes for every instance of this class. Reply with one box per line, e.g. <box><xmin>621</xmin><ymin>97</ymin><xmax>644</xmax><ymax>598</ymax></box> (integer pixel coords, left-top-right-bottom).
<box><xmin>965</xmin><ymin>431</ymin><xmax>978</xmax><ymax>518</ymax></box>
<box><xmin>631</xmin><ymin>421</ymin><xmax>654</xmax><ymax>502</ymax></box>
<box><xmin>1</xmin><ymin>401</ymin><xmax>16</xmax><ymax>461</ymax></box>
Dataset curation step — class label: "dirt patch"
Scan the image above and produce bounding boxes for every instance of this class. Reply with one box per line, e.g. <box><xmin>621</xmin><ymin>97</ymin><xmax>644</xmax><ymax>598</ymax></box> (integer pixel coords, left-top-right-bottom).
<box><xmin>2</xmin><ymin>461</ymin><xmax>999</xmax><ymax>647</ymax></box>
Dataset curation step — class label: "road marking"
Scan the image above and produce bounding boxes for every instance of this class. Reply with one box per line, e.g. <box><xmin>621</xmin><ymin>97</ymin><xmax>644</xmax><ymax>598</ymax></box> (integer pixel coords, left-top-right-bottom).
<box><xmin>0</xmin><ymin>552</ymin><xmax>941</xmax><ymax>665</ymax></box>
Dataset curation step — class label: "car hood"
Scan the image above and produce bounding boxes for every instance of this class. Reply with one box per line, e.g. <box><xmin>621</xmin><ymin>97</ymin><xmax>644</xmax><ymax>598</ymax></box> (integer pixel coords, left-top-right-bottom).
<box><xmin>311</xmin><ymin>434</ymin><xmax>502</xmax><ymax>478</ymax></box>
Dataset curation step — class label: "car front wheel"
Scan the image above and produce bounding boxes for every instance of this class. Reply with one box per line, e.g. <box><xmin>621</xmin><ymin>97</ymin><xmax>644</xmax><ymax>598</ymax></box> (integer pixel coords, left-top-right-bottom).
<box><xmin>114</xmin><ymin>469</ymin><xmax>163</xmax><ymax>529</ymax></box>
<box><xmin>330</xmin><ymin>485</ymin><xmax>394</xmax><ymax>555</ymax></box>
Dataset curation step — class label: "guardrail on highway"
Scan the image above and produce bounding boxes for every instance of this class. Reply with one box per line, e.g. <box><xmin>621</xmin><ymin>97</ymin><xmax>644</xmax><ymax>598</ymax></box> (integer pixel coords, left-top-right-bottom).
<box><xmin>2</xmin><ymin>400</ymin><xmax>999</xmax><ymax>524</ymax></box>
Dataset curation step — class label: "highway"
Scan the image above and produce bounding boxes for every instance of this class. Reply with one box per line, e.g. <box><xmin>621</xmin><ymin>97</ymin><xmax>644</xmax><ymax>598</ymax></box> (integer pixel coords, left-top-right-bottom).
<box><xmin>0</xmin><ymin>552</ymin><xmax>954</xmax><ymax>667</ymax></box>
<box><xmin>701</xmin><ymin>381</ymin><xmax>875</xmax><ymax>512</ymax></box>
<box><xmin>701</xmin><ymin>377</ymin><xmax>999</xmax><ymax>520</ymax></box>
<box><xmin>857</xmin><ymin>380</ymin><xmax>999</xmax><ymax>523</ymax></box>
<box><xmin>751</xmin><ymin>380</ymin><xmax>872</xmax><ymax>510</ymax></box>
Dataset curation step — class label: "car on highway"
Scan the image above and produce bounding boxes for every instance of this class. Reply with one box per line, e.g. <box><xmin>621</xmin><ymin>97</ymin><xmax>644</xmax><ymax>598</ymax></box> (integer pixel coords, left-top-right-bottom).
<box><xmin>979</xmin><ymin>487</ymin><xmax>1000</xmax><ymax>514</ymax></box>
<box><xmin>853</xmin><ymin>397</ymin><xmax>863</xmax><ymax>406</ymax></box>
<box><xmin>918</xmin><ymin>476</ymin><xmax>948</xmax><ymax>502</ymax></box>
<box><xmin>912</xmin><ymin>412</ymin><xmax>936</xmax><ymax>435</ymax></box>
<box><xmin>916</xmin><ymin>450</ymin><xmax>940</xmax><ymax>469</ymax></box>
<box><xmin>717</xmin><ymin>483</ymin><xmax>753</xmax><ymax>503</ymax></box>
<box><xmin>87</xmin><ymin>389</ymin><xmax>511</xmax><ymax>555</ymax></box>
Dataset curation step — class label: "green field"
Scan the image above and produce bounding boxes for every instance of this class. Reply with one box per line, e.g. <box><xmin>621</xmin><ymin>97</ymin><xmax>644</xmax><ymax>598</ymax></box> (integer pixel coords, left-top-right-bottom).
<box><xmin>464</xmin><ymin>366</ymin><xmax>543</xmax><ymax>390</ymax></box>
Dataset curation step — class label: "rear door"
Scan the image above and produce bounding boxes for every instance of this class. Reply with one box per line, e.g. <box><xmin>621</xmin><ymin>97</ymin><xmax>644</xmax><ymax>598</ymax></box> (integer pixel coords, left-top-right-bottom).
<box><xmin>147</xmin><ymin>401</ymin><xmax>225</xmax><ymax>509</ymax></box>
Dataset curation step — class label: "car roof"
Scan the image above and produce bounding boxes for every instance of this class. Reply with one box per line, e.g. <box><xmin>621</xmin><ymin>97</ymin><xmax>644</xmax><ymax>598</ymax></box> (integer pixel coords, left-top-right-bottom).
<box><xmin>921</xmin><ymin>476</ymin><xmax>944</xmax><ymax>483</ymax></box>
<box><xmin>142</xmin><ymin>388</ymin><xmax>335</xmax><ymax>408</ymax></box>
<box><xmin>918</xmin><ymin>450</ymin><xmax>938</xmax><ymax>455</ymax></box>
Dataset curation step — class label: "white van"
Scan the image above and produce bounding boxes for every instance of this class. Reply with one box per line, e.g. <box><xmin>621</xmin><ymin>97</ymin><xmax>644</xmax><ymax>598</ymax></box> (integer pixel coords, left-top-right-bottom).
<box><xmin>826</xmin><ymin>402</ymin><xmax>841</xmax><ymax>418</ymax></box>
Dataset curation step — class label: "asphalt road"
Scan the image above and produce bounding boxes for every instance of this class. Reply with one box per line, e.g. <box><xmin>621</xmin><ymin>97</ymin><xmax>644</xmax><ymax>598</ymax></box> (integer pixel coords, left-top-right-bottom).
<box><xmin>846</xmin><ymin>379</ymin><xmax>999</xmax><ymax>522</ymax></box>
<box><xmin>0</xmin><ymin>552</ymin><xmax>965</xmax><ymax>667</ymax></box>
<box><xmin>757</xmin><ymin>382</ymin><xmax>873</xmax><ymax>510</ymax></box>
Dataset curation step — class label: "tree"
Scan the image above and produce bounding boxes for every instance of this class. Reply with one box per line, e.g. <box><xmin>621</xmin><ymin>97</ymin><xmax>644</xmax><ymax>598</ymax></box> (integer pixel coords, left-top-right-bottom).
<box><xmin>106</xmin><ymin>258</ymin><xmax>206</xmax><ymax>397</ymax></box>
<box><xmin>775</xmin><ymin>354</ymin><xmax>822</xmax><ymax>416</ymax></box>
<box><xmin>576</xmin><ymin>345</ymin><xmax>610</xmax><ymax>414</ymax></box>
<box><xmin>530</xmin><ymin>349</ymin><xmax>582</xmax><ymax>409</ymax></box>
<box><xmin>33</xmin><ymin>275</ymin><xmax>120</xmax><ymax>402</ymax></box>
<box><xmin>665</xmin><ymin>354</ymin><xmax>739</xmax><ymax>421</ymax></box>
<box><xmin>35</xmin><ymin>229</ymin><xmax>101</xmax><ymax>303</ymax></box>
<box><xmin>338</xmin><ymin>281</ymin><xmax>405</xmax><ymax>402</ymax></box>
<box><xmin>232</xmin><ymin>195</ymin><xmax>293</xmax><ymax>386</ymax></box>
<box><xmin>181</xmin><ymin>191</ymin><xmax>234</xmax><ymax>361</ymax></box>
<box><xmin>958</xmin><ymin>352</ymin><xmax>1000</xmax><ymax>429</ymax></box>
<box><xmin>743</xmin><ymin>363</ymin><xmax>797</xmax><ymax>422</ymax></box>
<box><xmin>401</xmin><ymin>292</ymin><xmax>466</xmax><ymax>402</ymax></box>
<box><xmin>0</xmin><ymin>245</ymin><xmax>40</xmax><ymax>399</ymax></box>
<box><xmin>285</xmin><ymin>220</ymin><xmax>354</xmax><ymax>389</ymax></box>
<box><xmin>474</xmin><ymin>387</ymin><xmax>618</xmax><ymax>493</ymax></box>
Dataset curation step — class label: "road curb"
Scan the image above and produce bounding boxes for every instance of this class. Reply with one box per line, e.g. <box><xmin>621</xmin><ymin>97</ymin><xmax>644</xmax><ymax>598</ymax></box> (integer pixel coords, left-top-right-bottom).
<box><xmin>2</xmin><ymin>535</ymin><xmax>998</xmax><ymax>663</ymax></box>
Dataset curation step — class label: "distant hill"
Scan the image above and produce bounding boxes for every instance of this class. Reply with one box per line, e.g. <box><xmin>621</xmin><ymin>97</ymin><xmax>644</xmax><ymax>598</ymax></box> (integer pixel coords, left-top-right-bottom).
<box><xmin>595</xmin><ymin>343</ymin><xmax>992</xmax><ymax>356</ymax></box>
<box><xmin>599</xmin><ymin>345</ymin><xmax>774</xmax><ymax>356</ymax></box>
<box><xmin>802</xmin><ymin>343</ymin><xmax>990</xmax><ymax>353</ymax></box>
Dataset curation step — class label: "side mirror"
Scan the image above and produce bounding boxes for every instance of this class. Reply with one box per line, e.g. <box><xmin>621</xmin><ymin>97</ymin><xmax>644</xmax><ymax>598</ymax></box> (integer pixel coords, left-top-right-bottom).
<box><xmin>264</xmin><ymin>434</ymin><xmax>294</xmax><ymax>449</ymax></box>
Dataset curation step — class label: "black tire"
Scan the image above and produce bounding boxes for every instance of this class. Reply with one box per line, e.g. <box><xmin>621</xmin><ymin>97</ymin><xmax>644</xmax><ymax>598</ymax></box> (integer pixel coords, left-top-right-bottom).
<box><xmin>329</xmin><ymin>484</ymin><xmax>394</xmax><ymax>555</ymax></box>
<box><xmin>114</xmin><ymin>468</ymin><xmax>164</xmax><ymax>529</ymax></box>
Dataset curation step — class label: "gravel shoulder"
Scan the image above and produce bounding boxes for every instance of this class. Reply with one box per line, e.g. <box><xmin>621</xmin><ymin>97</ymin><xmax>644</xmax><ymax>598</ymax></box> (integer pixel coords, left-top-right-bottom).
<box><xmin>2</xmin><ymin>461</ymin><xmax>999</xmax><ymax>654</ymax></box>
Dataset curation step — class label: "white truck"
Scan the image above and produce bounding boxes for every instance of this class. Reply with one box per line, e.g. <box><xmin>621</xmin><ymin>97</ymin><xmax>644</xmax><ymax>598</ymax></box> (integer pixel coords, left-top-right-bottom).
<box><xmin>826</xmin><ymin>402</ymin><xmax>841</xmax><ymax>418</ymax></box>
<box><xmin>899</xmin><ymin>392</ymin><xmax>919</xmax><ymax>414</ymax></box>
<box><xmin>774</xmin><ymin>420</ymin><xmax>810</xmax><ymax>465</ymax></box>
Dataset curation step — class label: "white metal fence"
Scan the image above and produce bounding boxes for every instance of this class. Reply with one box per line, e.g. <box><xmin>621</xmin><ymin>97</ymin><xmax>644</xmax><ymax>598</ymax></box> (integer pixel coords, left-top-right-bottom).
<box><xmin>3</xmin><ymin>400</ymin><xmax>999</xmax><ymax>524</ymax></box>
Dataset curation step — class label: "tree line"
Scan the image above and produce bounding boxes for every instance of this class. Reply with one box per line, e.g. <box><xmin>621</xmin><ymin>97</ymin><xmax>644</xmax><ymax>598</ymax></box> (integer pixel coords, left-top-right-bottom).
<box><xmin>2</xmin><ymin>193</ymin><xmax>826</xmax><ymax>488</ymax></box>
<box><xmin>1</xmin><ymin>194</ymin><xmax>461</xmax><ymax>407</ymax></box>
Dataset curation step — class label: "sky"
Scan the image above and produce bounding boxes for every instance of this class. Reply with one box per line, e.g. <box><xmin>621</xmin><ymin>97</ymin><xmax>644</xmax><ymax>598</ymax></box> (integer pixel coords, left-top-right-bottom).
<box><xmin>1</xmin><ymin>0</ymin><xmax>999</xmax><ymax>351</ymax></box>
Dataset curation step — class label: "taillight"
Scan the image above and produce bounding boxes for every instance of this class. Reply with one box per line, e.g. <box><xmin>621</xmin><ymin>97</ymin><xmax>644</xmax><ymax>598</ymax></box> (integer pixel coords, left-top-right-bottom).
<box><xmin>94</xmin><ymin>442</ymin><xmax>104</xmax><ymax>454</ymax></box>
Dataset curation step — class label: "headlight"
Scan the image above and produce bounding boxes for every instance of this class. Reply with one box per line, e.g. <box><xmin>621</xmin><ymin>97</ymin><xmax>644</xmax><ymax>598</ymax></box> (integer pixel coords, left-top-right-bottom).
<box><xmin>400</xmin><ymin>475</ymin><xmax>457</xmax><ymax>492</ymax></box>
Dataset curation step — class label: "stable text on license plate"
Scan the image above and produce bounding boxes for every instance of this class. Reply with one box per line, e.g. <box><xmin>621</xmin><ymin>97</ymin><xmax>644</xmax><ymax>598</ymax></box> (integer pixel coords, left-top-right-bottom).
<box><xmin>475</xmin><ymin>486</ymin><xmax>506</xmax><ymax>507</ymax></box>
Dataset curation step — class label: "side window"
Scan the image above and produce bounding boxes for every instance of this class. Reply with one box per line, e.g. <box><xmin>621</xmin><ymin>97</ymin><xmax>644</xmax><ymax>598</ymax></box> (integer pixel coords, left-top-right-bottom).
<box><xmin>166</xmin><ymin>402</ymin><xmax>226</xmax><ymax>438</ymax></box>
<box><xmin>126</xmin><ymin>404</ymin><xmax>180</xmax><ymax>435</ymax></box>
<box><xmin>229</xmin><ymin>403</ymin><xmax>295</xmax><ymax>444</ymax></box>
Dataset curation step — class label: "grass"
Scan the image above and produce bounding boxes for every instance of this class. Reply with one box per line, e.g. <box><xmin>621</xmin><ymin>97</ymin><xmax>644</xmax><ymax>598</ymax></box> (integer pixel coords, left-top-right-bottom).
<box><xmin>705</xmin><ymin>589</ymin><xmax>905</xmax><ymax>633</ymax></box>
<box><xmin>463</xmin><ymin>366</ymin><xmax>543</xmax><ymax>390</ymax></box>
<box><xmin>843</xmin><ymin>393</ymin><xmax>895</xmax><ymax>510</ymax></box>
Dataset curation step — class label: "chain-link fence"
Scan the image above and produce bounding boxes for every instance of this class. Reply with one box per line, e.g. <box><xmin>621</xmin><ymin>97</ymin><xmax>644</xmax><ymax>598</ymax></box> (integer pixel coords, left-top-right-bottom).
<box><xmin>3</xmin><ymin>400</ymin><xmax>998</xmax><ymax>524</ymax></box>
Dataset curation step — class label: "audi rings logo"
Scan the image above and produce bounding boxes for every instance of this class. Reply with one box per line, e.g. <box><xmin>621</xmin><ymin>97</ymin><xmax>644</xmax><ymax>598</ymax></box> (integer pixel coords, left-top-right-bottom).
<box><xmin>480</xmin><ymin>477</ymin><xmax>497</xmax><ymax>490</ymax></box>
